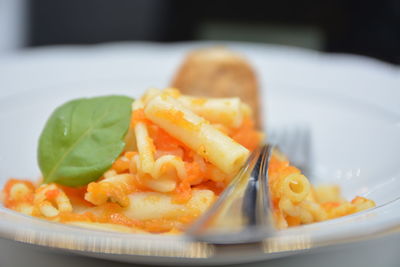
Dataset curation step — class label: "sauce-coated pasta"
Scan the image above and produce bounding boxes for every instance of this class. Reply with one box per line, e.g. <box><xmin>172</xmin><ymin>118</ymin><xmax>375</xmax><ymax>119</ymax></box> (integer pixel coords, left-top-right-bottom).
<box><xmin>1</xmin><ymin>88</ymin><xmax>374</xmax><ymax>233</ymax></box>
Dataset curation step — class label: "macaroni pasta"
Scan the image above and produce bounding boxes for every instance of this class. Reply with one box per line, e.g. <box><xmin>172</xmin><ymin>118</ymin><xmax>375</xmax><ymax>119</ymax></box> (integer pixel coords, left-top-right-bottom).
<box><xmin>1</xmin><ymin>88</ymin><xmax>375</xmax><ymax>233</ymax></box>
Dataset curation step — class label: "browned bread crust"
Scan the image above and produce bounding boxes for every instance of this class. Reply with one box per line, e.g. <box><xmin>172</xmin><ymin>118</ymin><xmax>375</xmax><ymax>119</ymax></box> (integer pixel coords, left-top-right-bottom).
<box><xmin>171</xmin><ymin>47</ymin><xmax>262</xmax><ymax>128</ymax></box>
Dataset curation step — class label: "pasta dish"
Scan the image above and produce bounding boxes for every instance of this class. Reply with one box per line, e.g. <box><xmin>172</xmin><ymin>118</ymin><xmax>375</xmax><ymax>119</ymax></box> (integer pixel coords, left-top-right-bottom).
<box><xmin>1</xmin><ymin>88</ymin><xmax>375</xmax><ymax>233</ymax></box>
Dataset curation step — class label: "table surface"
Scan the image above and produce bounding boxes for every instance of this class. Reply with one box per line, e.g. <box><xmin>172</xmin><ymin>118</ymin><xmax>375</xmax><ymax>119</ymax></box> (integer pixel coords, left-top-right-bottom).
<box><xmin>0</xmin><ymin>41</ymin><xmax>399</xmax><ymax>267</ymax></box>
<box><xmin>1</xmin><ymin>233</ymin><xmax>400</xmax><ymax>267</ymax></box>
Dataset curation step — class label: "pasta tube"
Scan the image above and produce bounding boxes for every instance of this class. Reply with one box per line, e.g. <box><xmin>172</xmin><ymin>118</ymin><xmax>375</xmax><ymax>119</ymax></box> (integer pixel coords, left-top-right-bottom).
<box><xmin>177</xmin><ymin>96</ymin><xmax>250</xmax><ymax>128</ymax></box>
<box><xmin>140</xmin><ymin>88</ymin><xmax>251</xmax><ymax>128</ymax></box>
<box><xmin>124</xmin><ymin>189</ymin><xmax>215</xmax><ymax>220</ymax></box>
<box><xmin>280</xmin><ymin>174</ymin><xmax>310</xmax><ymax>203</ymax></box>
<box><xmin>144</xmin><ymin>94</ymin><xmax>249</xmax><ymax>174</ymax></box>
<box><xmin>134</xmin><ymin>122</ymin><xmax>155</xmax><ymax>175</ymax></box>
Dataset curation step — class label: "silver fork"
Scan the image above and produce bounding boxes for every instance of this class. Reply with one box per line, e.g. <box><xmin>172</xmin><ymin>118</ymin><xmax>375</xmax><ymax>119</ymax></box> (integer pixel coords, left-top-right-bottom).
<box><xmin>186</xmin><ymin>126</ymin><xmax>312</xmax><ymax>244</ymax></box>
<box><xmin>268</xmin><ymin>125</ymin><xmax>312</xmax><ymax>179</ymax></box>
<box><xmin>186</xmin><ymin>144</ymin><xmax>275</xmax><ymax>244</ymax></box>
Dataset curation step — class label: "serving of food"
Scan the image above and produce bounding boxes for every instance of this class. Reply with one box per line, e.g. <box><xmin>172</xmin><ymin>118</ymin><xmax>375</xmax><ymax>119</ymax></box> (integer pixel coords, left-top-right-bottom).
<box><xmin>0</xmin><ymin>48</ymin><xmax>376</xmax><ymax>235</ymax></box>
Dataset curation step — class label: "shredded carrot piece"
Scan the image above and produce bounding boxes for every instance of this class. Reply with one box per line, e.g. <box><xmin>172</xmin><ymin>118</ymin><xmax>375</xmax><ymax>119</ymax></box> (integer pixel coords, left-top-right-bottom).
<box><xmin>231</xmin><ymin>118</ymin><xmax>262</xmax><ymax>151</ymax></box>
<box><xmin>286</xmin><ymin>215</ymin><xmax>301</xmax><ymax>226</ymax></box>
<box><xmin>108</xmin><ymin>213</ymin><xmax>141</xmax><ymax>228</ymax></box>
<box><xmin>59</xmin><ymin>185</ymin><xmax>93</xmax><ymax>207</ymax></box>
<box><xmin>149</xmin><ymin>125</ymin><xmax>186</xmax><ymax>151</ymax></box>
<box><xmin>99</xmin><ymin>212</ymin><xmax>177</xmax><ymax>233</ymax></box>
<box><xmin>141</xmin><ymin>219</ymin><xmax>176</xmax><ymax>233</ymax></box>
<box><xmin>112</xmin><ymin>158</ymin><xmax>130</xmax><ymax>173</ymax></box>
<box><xmin>322</xmin><ymin>202</ymin><xmax>341</xmax><ymax>209</ymax></box>
<box><xmin>268</xmin><ymin>156</ymin><xmax>289</xmax><ymax>174</ymax></box>
<box><xmin>193</xmin><ymin>180</ymin><xmax>224</xmax><ymax>195</ymax></box>
<box><xmin>130</xmin><ymin>174</ymin><xmax>152</xmax><ymax>192</ymax></box>
<box><xmin>171</xmin><ymin>161</ymin><xmax>210</xmax><ymax>204</ymax></box>
<box><xmin>351</xmin><ymin>196</ymin><xmax>366</xmax><ymax>204</ymax></box>
<box><xmin>59</xmin><ymin>211</ymin><xmax>97</xmax><ymax>223</ymax></box>
<box><xmin>154</xmin><ymin>109</ymin><xmax>199</xmax><ymax>132</ymax></box>
<box><xmin>130</xmin><ymin>108</ymin><xmax>151</xmax><ymax>127</ymax></box>
<box><xmin>45</xmin><ymin>189</ymin><xmax>60</xmax><ymax>200</ymax></box>
<box><xmin>184</xmin><ymin>161</ymin><xmax>205</xmax><ymax>185</ymax></box>
<box><xmin>124</xmin><ymin>151</ymin><xmax>137</xmax><ymax>160</ymax></box>
<box><xmin>172</xmin><ymin>181</ymin><xmax>192</xmax><ymax>204</ymax></box>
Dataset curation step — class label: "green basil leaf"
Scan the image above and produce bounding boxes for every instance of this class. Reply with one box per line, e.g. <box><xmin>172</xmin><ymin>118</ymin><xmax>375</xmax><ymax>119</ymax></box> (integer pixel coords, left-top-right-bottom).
<box><xmin>38</xmin><ymin>95</ymin><xmax>133</xmax><ymax>186</ymax></box>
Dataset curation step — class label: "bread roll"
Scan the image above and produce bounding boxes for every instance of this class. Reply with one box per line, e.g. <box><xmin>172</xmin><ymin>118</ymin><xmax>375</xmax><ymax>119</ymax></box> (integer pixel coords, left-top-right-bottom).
<box><xmin>171</xmin><ymin>47</ymin><xmax>262</xmax><ymax>128</ymax></box>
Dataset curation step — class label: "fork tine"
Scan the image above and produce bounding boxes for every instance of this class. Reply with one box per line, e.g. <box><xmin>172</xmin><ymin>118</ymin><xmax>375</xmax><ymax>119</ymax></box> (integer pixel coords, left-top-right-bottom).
<box><xmin>268</xmin><ymin>124</ymin><xmax>312</xmax><ymax>179</ymax></box>
<box><xmin>301</xmin><ymin>126</ymin><xmax>312</xmax><ymax>177</ymax></box>
<box><xmin>187</xmin><ymin>145</ymin><xmax>275</xmax><ymax>244</ymax></box>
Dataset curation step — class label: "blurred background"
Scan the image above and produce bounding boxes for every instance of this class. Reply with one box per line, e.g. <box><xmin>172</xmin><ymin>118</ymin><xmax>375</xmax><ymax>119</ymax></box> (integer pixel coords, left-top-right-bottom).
<box><xmin>1</xmin><ymin>0</ymin><xmax>399</xmax><ymax>64</ymax></box>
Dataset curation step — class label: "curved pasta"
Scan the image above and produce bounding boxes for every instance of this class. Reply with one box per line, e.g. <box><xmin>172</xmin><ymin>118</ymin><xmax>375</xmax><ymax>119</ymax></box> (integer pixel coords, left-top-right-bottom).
<box><xmin>279</xmin><ymin>198</ymin><xmax>314</xmax><ymax>224</ymax></box>
<box><xmin>129</xmin><ymin>152</ymin><xmax>186</xmax><ymax>192</ymax></box>
<box><xmin>152</xmin><ymin>155</ymin><xmax>187</xmax><ymax>180</ymax></box>
<box><xmin>9</xmin><ymin>182</ymin><xmax>33</xmax><ymax>202</ymax></box>
<box><xmin>3</xmin><ymin>180</ymin><xmax>35</xmax><ymax>215</ymax></box>
<box><xmin>132</xmin><ymin>116</ymin><xmax>187</xmax><ymax>191</ymax></box>
<box><xmin>351</xmin><ymin>196</ymin><xmax>376</xmax><ymax>212</ymax></box>
<box><xmin>33</xmin><ymin>184</ymin><xmax>72</xmax><ymax>217</ymax></box>
<box><xmin>299</xmin><ymin>200</ymin><xmax>328</xmax><ymax>222</ymax></box>
<box><xmin>85</xmin><ymin>173</ymin><xmax>134</xmax><ymax>207</ymax></box>
<box><xmin>142</xmin><ymin>177</ymin><xmax>177</xmax><ymax>193</ymax></box>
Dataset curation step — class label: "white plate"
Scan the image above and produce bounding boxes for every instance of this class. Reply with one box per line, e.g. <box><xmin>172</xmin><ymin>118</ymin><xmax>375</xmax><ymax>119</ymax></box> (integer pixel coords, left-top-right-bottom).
<box><xmin>0</xmin><ymin>42</ymin><xmax>399</xmax><ymax>265</ymax></box>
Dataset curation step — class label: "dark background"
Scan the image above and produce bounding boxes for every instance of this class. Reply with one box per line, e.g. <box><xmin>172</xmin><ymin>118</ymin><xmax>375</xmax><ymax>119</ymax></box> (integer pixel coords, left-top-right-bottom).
<box><xmin>28</xmin><ymin>0</ymin><xmax>400</xmax><ymax>64</ymax></box>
